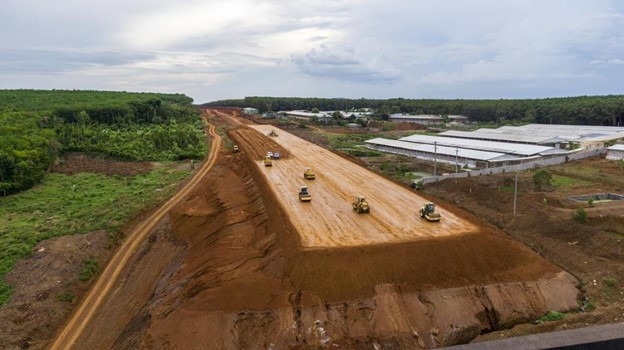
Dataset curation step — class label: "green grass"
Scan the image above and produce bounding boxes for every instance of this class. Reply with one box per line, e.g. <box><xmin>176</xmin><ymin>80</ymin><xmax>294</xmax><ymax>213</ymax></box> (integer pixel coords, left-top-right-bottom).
<box><xmin>551</xmin><ymin>174</ymin><xmax>592</xmax><ymax>187</ymax></box>
<box><xmin>79</xmin><ymin>257</ymin><xmax>100</xmax><ymax>282</ymax></box>
<box><xmin>57</xmin><ymin>291</ymin><xmax>75</xmax><ymax>303</ymax></box>
<box><xmin>536</xmin><ymin>311</ymin><xmax>565</xmax><ymax>323</ymax></box>
<box><xmin>0</xmin><ymin>163</ymin><xmax>190</xmax><ymax>305</ymax></box>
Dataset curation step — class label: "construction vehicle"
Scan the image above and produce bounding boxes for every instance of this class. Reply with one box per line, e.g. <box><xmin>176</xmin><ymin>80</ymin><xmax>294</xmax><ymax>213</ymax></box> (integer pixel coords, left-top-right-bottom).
<box><xmin>267</xmin><ymin>151</ymin><xmax>273</xmax><ymax>159</ymax></box>
<box><xmin>273</xmin><ymin>151</ymin><xmax>281</xmax><ymax>159</ymax></box>
<box><xmin>233</xmin><ymin>145</ymin><xmax>239</xmax><ymax>153</ymax></box>
<box><xmin>352</xmin><ymin>196</ymin><xmax>370</xmax><ymax>214</ymax></box>
<box><xmin>304</xmin><ymin>168</ymin><xmax>316</xmax><ymax>179</ymax></box>
<box><xmin>268</xmin><ymin>130</ymin><xmax>278</xmax><ymax>137</ymax></box>
<box><xmin>298</xmin><ymin>186</ymin><xmax>312</xmax><ymax>202</ymax></box>
<box><xmin>419</xmin><ymin>202</ymin><xmax>441</xmax><ymax>222</ymax></box>
<box><xmin>264</xmin><ymin>156</ymin><xmax>272</xmax><ymax>166</ymax></box>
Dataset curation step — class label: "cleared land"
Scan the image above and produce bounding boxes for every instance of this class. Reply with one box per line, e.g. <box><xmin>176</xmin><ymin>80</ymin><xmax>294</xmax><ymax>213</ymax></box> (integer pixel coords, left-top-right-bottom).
<box><xmin>242</xmin><ymin>124</ymin><xmax>476</xmax><ymax>247</ymax></box>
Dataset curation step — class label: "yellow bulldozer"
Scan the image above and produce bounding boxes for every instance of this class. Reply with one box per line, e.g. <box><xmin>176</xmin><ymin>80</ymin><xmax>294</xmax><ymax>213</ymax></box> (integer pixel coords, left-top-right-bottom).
<box><xmin>419</xmin><ymin>202</ymin><xmax>441</xmax><ymax>222</ymax></box>
<box><xmin>264</xmin><ymin>156</ymin><xmax>272</xmax><ymax>166</ymax></box>
<box><xmin>304</xmin><ymin>168</ymin><xmax>316</xmax><ymax>180</ymax></box>
<box><xmin>352</xmin><ymin>195</ymin><xmax>370</xmax><ymax>214</ymax></box>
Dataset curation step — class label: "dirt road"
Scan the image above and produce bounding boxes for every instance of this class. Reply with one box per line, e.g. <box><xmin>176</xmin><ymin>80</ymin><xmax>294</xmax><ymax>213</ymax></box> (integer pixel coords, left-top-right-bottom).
<box><xmin>242</xmin><ymin>124</ymin><xmax>477</xmax><ymax>247</ymax></box>
<box><xmin>48</xmin><ymin>122</ymin><xmax>222</xmax><ymax>350</ymax></box>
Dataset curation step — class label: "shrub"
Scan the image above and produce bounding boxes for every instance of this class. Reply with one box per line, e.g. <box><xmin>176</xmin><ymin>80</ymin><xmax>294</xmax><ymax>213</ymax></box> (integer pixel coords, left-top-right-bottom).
<box><xmin>574</xmin><ymin>207</ymin><xmax>588</xmax><ymax>223</ymax></box>
<box><xmin>536</xmin><ymin>311</ymin><xmax>565</xmax><ymax>323</ymax></box>
<box><xmin>79</xmin><ymin>257</ymin><xmax>100</xmax><ymax>282</ymax></box>
<box><xmin>533</xmin><ymin>168</ymin><xmax>553</xmax><ymax>190</ymax></box>
<box><xmin>57</xmin><ymin>291</ymin><xmax>75</xmax><ymax>303</ymax></box>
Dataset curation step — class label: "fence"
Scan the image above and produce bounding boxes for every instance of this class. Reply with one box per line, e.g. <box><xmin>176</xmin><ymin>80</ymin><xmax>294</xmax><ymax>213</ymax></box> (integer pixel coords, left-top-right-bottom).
<box><xmin>420</xmin><ymin>148</ymin><xmax>607</xmax><ymax>185</ymax></box>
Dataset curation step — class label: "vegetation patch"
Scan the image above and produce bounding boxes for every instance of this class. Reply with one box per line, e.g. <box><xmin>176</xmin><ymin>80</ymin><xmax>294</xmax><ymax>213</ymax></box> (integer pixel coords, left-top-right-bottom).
<box><xmin>56</xmin><ymin>291</ymin><xmax>75</xmax><ymax>303</ymax></box>
<box><xmin>535</xmin><ymin>311</ymin><xmax>565</xmax><ymax>323</ymax></box>
<box><xmin>0</xmin><ymin>90</ymin><xmax>205</xmax><ymax>195</ymax></box>
<box><xmin>0</xmin><ymin>164</ymin><xmax>190</xmax><ymax>305</ymax></box>
<box><xmin>79</xmin><ymin>257</ymin><xmax>100</xmax><ymax>282</ymax></box>
<box><xmin>551</xmin><ymin>175</ymin><xmax>591</xmax><ymax>187</ymax></box>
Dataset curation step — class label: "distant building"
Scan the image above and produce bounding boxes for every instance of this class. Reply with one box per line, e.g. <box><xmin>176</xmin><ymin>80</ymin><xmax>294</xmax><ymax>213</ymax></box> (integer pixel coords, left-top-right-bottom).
<box><xmin>389</xmin><ymin>114</ymin><xmax>468</xmax><ymax>125</ymax></box>
<box><xmin>243</xmin><ymin>107</ymin><xmax>259</xmax><ymax>115</ymax></box>
<box><xmin>282</xmin><ymin>110</ymin><xmax>332</xmax><ymax>121</ymax></box>
<box><xmin>606</xmin><ymin>144</ymin><xmax>624</xmax><ymax>160</ymax></box>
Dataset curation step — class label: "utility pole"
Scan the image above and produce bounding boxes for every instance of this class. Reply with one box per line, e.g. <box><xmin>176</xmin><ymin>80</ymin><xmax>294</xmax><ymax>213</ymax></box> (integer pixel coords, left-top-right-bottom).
<box><xmin>433</xmin><ymin>141</ymin><xmax>437</xmax><ymax>177</ymax></box>
<box><xmin>513</xmin><ymin>171</ymin><xmax>518</xmax><ymax>215</ymax></box>
<box><xmin>455</xmin><ymin>147</ymin><xmax>459</xmax><ymax>173</ymax></box>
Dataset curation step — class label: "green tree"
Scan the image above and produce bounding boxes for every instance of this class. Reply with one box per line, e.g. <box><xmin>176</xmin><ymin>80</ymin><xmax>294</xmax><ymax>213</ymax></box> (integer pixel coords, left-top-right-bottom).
<box><xmin>533</xmin><ymin>168</ymin><xmax>553</xmax><ymax>191</ymax></box>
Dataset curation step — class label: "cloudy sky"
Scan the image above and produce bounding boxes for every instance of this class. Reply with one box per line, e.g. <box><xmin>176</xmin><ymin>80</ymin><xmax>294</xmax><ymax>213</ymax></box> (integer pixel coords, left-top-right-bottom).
<box><xmin>1</xmin><ymin>0</ymin><xmax>623</xmax><ymax>104</ymax></box>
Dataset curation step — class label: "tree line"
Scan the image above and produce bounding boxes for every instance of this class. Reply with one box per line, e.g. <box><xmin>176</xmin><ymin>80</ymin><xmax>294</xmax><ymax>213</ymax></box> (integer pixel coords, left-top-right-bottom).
<box><xmin>0</xmin><ymin>90</ymin><xmax>206</xmax><ymax>196</ymax></box>
<box><xmin>202</xmin><ymin>95</ymin><xmax>624</xmax><ymax>126</ymax></box>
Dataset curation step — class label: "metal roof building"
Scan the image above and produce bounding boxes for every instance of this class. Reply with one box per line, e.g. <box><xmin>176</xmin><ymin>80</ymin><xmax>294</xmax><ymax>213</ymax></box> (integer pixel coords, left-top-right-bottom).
<box><xmin>364</xmin><ymin>138</ymin><xmax>536</xmax><ymax>169</ymax></box>
<box><xmin>398</xmin><ymin>134</ymin><xmax>558</xmax><ymax>157</ymax></box>
<box><xmin>493</xmin><ymin>124</ymin><xmax>624</xmax><ymax>142</ymax></box>
<box><xmin>365</xmin><ymin>124</ymin><xmax>624</xmax><ymax>171</ymax></box>
<box><xmin>439</xmin><ymin>130</ymin><xmax>562</xmax><ymax>145</ymax></box>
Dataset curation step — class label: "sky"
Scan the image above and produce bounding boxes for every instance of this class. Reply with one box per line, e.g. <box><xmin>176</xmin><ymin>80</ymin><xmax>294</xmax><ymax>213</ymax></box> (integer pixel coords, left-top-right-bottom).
<box><xmin>1</xmin><ymin>0</ymin><xmax>623</xmax><ymax>104</ymax></box>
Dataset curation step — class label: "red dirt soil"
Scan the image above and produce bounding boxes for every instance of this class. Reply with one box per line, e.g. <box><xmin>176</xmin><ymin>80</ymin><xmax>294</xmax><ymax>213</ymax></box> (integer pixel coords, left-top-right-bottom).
<box><xmin>66</xmin><ymin>110</ymin><xmax>578</xmax><ymax>349</ymax></box>
<box><xmin>1</xmin><ymin>109</ymin><xmax>591</xmax><ymax>349</ymax></box>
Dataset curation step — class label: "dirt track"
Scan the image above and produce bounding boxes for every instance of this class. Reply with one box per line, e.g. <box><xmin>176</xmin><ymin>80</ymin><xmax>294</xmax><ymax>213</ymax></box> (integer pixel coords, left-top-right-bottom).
<box><xmin>48</xmin><ymin>122</ymin><xmax>222</xmax><ymax>350</ymax></box>
<box><xmin>44</xmin><ymin>109</ymin><xmax>581</xmax><ymax>349</ymax></box>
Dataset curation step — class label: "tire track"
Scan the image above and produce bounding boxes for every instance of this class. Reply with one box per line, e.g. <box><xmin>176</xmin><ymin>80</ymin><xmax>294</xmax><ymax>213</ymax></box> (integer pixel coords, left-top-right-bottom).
<box><xmin>49</xmin><ymin>117</ymin><xmax>221</xmax><ymax>350</ymax></box>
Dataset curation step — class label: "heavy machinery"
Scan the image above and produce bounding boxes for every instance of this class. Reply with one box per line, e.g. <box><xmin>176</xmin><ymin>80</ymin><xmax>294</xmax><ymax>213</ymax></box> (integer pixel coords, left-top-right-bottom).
<box><xmin>352</xmin><ymin>196</ymin><xmax>370</xmax><ymax>214</ymax></box>
<box><xmin>304</xmin><ymin>167</ymin><xmax>316</xmax><ymax>179</ymax></box>
<box><xmin>419</xmin><ymin>202</ymin><xmax>441</xmax><ymax>222</ymax></box>
<box><xmin>233</xmin><ymin>145</ymin><xmax>239</xmax><ymax>153</ymax></box>
<box><xmin>273</xmin><ymin>151</ymin><xmax>281</xmax><ymax>159</ymax></box>
<box><xmin>298</xmin><ymin>186</ymin><xmax>312</xmax><ymax>202</ymax></box>
<box><xmin>268</xmin><ymin>130</ymin><xmax>278</xmax><ymax>137</ymax></box>
<box><xmin>264</xmin><ymin>156</ymin><xmax>272</xmax><ymax>166</ymax></box>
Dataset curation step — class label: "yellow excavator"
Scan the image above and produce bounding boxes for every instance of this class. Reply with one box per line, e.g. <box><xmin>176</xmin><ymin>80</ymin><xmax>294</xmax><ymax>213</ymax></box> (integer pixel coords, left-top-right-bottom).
<box><xmin>419</xmin><ymin>202</ymin><xmax>441</xmax><ymax>222</ymax></box>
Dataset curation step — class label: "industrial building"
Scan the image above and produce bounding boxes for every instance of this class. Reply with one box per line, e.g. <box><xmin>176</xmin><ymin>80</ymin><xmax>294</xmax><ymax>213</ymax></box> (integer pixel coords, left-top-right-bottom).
<box><xmin>365</xmin><ymin>124</ymin><xmax>624</xmax><ymax>170</ymax></box>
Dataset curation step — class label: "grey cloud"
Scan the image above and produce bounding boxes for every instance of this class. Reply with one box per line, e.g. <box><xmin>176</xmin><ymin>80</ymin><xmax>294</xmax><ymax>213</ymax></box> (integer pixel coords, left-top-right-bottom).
<box><xmin>291</xmin><ymin>45</ymin><xmax>401</xmax><ymax>83</ymax></box>
<box><xmin>0</xmin><ymin>48</ymin><xmax>155</xmax><ymax>74</ymax></box>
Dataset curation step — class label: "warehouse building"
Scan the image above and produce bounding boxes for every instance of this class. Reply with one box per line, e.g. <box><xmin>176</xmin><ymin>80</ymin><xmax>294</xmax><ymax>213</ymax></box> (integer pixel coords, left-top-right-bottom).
<box><xmin>365</xmin><ymin>124</ymin><xmax>624</xmax><ymax>170</ymax></box>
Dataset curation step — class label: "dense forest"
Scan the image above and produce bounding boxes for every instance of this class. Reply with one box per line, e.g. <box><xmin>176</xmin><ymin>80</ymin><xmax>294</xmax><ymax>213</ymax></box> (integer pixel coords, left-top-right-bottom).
<box><xmin>203</xmin><ymin>95</ymin><xmax>624</xmax><ymax>126</ymax></box>
<box><xmin>0</xmin><ymin>90</ymin><xmax>206</xmax><ymax>196</ymax></box>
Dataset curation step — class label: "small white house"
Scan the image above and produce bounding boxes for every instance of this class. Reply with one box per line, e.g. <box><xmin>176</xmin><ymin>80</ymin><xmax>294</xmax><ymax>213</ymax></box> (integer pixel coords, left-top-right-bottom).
<box><xmin>606</xmin><ymin>144</ymin><xmax>624</xmax><ymax>160</ymax></box>
<box><xmin>243</xmin><ymin>107</ymin><xmax>259</xmax><ymax>115</ymax></box>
